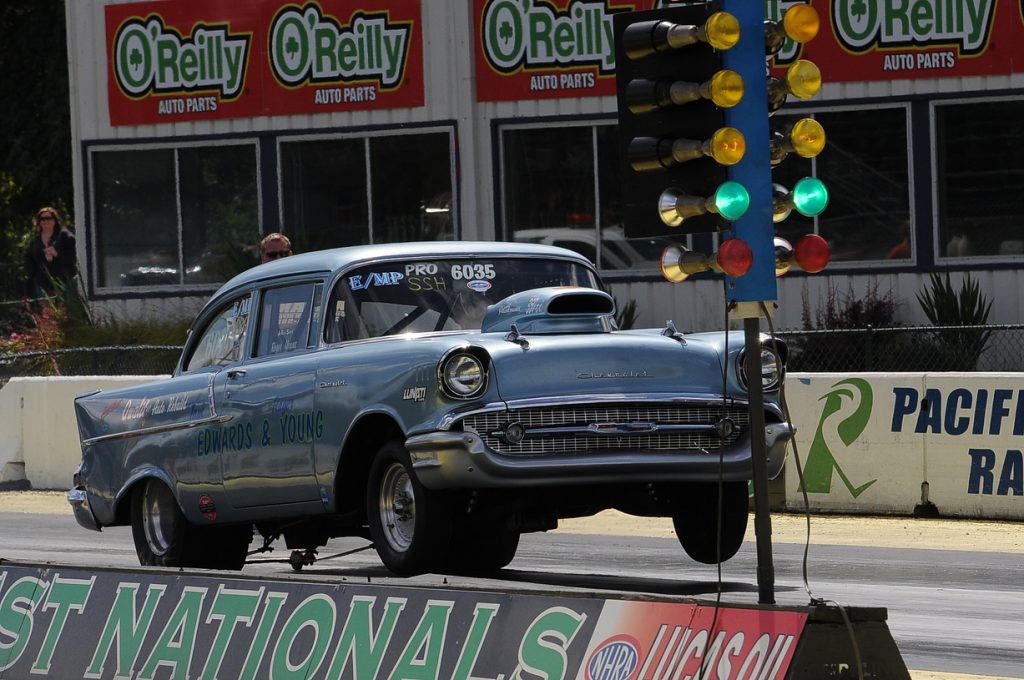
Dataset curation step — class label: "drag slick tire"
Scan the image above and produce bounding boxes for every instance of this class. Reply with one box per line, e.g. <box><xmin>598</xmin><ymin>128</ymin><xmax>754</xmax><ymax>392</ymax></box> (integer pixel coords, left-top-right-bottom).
<box><xmin>447</xmin><ymin>525</ymin><xmax>520</xmax><ymax>574</ymax></box>
<box><xmin>672</xmin><ymin>481</ymin><xmax>749</xmax><ymax>564</ymax></box>
<box><xmin>367</xmin><ymin>441</ymin><xmax>451</xmax><ymax>575</ymax></box>
<box><xmin>131</xmin><ymin>479</ymin><xmax>250</xmax><ymax>570</ymax></box>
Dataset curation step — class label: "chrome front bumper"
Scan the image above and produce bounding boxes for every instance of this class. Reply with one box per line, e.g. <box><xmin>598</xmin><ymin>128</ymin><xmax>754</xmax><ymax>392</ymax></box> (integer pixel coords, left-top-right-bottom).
<box><xmin>406</xmin><ymin>422</ymin><xmax>792</xmax><ymax>490</ymax></box>
<box><xmin>67</xmin><ymin>487</ymin><xmax>102</xmax><ymax>532</ymax></box>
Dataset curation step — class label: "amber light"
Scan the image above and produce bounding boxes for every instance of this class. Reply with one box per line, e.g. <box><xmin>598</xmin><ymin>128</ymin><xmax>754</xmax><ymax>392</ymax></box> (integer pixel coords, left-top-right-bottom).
<box><xmin>717</xmin><ymin>239</ymin><xmax>753</xmax><ymax>278</ymax></box>
<box><xmin>795</xmin><ymin>234</ymin><xmax>830</xmax><ymax>273</ymax></box>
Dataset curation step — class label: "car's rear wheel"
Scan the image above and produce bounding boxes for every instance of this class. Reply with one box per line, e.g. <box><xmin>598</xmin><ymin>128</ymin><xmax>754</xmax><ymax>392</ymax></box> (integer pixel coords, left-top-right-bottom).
<box><xmin>367</xmin><ymin>441</ymin><xmax>451</xmax><ymax>575</ymax></box>
<box><xmin>131</xmin><ymin>480</ymin><xmax>250</xmax><ymax>570</ymax></box>
<box><xmin>672</xmin><ymin>481</ymin><xmax>749</xmax><ymax>564</ymax></box>
<box><xmin>132</xmin><ymin>479</ymin><xmax>189</xmax><ymax>567</ymax></box>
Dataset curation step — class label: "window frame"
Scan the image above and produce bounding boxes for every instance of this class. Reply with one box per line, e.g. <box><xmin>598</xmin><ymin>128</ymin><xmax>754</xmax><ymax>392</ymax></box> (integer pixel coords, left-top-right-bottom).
<box><xmin>495</xmin><ymin>116</ymin><xmax>693</xmax><ymax>275</ymax></box>
<box><xmin>86</xmin><ymin>137</ymin><xmax>262</xmax><ymax>295</ymax></box>
<box><xmin>930</xmin><ymin>94</ymin><xmax>1024</xmax><ymax>265</ymax></box>
<box><xmin>181</xmin><ymin>291</ymin><xmax>256</xmax><ymax>374</ymax></box>
<box><xmin>751</xmin><ymin>101</ymin><xmax>915</xmax><ymax>268</ymax></box>
<box><xmin>275</xmin><ymin>124</ymin><xmax>459</xmax><ymax>246</ymax></box>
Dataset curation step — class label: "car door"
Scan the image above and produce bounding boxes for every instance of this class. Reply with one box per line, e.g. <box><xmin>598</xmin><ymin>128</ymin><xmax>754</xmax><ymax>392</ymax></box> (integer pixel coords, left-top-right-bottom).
<box><xmin>217</xmin><ymin>280</ymin><xmax>324</xmax><ymax>508</ymax></box>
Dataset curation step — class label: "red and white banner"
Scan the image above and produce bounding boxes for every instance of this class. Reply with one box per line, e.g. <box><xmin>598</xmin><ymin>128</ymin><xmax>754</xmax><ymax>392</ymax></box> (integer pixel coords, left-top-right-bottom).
<box><xmin>769</xmin><ymin>0</ymin><xmax>1024</xmax><ymax>82</ymax></box>
<box><xmin>578</xmin><ymin>600</ymin><xmax>807</xmax><ymax>680</ymax></box>
<box><xmin>105</xmin><ymin>0</ymin><xmax>424</xmax><ymax>125</ymax></box>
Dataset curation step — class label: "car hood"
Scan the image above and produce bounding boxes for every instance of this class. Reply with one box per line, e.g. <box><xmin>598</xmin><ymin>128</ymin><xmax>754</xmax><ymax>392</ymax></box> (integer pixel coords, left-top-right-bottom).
<box><xmin>466</xmin><ymin>330</ymin><xmax>727</xmax><ymax>402</ymax></box>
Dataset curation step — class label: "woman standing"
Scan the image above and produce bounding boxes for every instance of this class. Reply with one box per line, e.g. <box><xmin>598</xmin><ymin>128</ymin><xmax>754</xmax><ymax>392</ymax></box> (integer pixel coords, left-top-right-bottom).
<box><xmin>24</xmin><ymin>207</ymin><xmax>77</xmax><ymax>300</ymax></box>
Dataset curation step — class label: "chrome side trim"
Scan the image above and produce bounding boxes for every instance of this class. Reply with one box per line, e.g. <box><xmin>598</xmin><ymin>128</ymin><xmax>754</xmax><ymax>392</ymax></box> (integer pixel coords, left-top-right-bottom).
<box><xmin>81</xmin><ymin>414</ymin><xmax>232</xmax><ymax>446</ymax></box>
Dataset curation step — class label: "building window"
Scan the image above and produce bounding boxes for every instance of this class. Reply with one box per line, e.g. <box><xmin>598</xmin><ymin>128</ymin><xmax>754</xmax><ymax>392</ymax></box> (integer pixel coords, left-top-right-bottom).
<box><xmin>935</xmin><ymin>99</ymin><xmax>1024</xmax><ymax>259</ymax></box>
<box><xmin>91</xmin><ymin>142</ymin><xmax>259</xmax><ymax>289</ymax></box>
<box><xmin>500</xmin><ymin>122</ymin><xmax>669</xmax><ymax>273</ymax></box>
<box><xmin>771</xmin><ymin>106</ymin><xmax>911</xmax><ymax>263</ymax></box>
<box><xmin>279</xmin><ymin>129</ymin><xmax>456</xmax><ymax>252</ymax></box>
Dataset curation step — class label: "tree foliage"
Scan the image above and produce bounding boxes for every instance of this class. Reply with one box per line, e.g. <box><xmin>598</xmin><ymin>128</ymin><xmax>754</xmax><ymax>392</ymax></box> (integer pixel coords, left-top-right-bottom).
<box><xmin>0</xmin><ymin>1</ymin><xmax>72</xmax><ymax>298</ymax></box>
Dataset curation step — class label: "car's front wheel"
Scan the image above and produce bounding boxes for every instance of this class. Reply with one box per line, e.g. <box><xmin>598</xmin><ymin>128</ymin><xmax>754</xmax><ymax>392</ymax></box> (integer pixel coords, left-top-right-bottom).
<box><xmin>367</xmin><ymin>441</ymin><xmax>451</xmax><ymax>575</ymax></box>
<box><xmin>672</xmin><ymin>481</ymin><xmax>749</xmax><ymax>564</ymax></box>
<box><xmin>131</xmin><ymin>479</ymin><xmax>250</xmax><ymax>570</ymax></box>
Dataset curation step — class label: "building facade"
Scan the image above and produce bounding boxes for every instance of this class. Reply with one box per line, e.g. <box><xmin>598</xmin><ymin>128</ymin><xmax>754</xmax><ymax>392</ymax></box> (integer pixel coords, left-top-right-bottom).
<box><xmin>66</xmin><ymin>0</ymin><xmax>1024</xmax><ymax>330</ymax></box>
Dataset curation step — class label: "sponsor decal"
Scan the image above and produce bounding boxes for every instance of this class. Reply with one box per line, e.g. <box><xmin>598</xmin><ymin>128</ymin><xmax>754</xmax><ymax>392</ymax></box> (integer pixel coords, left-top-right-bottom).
<box><xmin>768</xmin><ymin>0</ymin><xmax>1022</xmax><ymax>82</ymax></box>
<box><xmin>474</xmin><ymin>0</ymin><xmax>648</xmax><ymax>102</ymax></box>
<box><xmin>891</xmin><ymin>385</ymin><xmax>1024</xmax><ymax>497</ymax></box>
<box><xmin>467</xmin><ymin>280</ymin><xmax>492</xmax><ymax>292</ymax></box>
<box><xmin>105</xmin><ymin>1</ymin><xmax>424</xmax><ymax>125</ymax></box>
<box><xmin>269</xmin><ymin>5</ymin><xmax>412</xmax><ymax>89</ymax></box>
<box><xmin>198</xmin><ymin>494</ymin><xmax>217</xmax><ymax>520</ymax></box>
<box><xmin>348</xmin><ymin>271</ymin><xmax>404</xmax><ymax>290</ymax></box>
<box><xmin>403</xmin><ymin>386</ymin><xmax>427</xmax><ymax>402</ymax></box>
<box><xmin>803</xmin><ymin>378</ymin><xmax>877</xmax><ymax>498</ymax></box>
<box><xmin>586</xmin><ymin>636</ymin><xmax>639</xmax><ymax>680</ymax></box>
<box><xmin>196</xmin><ymin>408</ymin><xmax>325</xmax><ymax>455</ymax></box>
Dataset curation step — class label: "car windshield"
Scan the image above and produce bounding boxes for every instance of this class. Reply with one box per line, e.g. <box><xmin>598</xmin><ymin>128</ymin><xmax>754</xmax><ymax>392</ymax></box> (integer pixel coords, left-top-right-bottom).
<box><xmin>325</xmin><ymin>257</ymin><xmax>600</xmax><ymax>341</ymax></box>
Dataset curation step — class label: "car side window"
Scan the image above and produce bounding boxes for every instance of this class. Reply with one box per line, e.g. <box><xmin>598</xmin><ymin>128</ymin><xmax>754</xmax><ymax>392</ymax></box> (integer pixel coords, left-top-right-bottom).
<box><xmin>255</xmin><ymin>282</ymin><xmax>318</xmax><ymax>357</ymax></box>
<box><xmin>185</xmin><ymin>295</ymin><xmax>252</xmax><ymax>371</ymax></box>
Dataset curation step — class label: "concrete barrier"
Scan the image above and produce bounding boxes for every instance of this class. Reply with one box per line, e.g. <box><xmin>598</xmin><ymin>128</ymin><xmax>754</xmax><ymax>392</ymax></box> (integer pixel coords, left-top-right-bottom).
<box><xmin>0</xmin><ymin>376</ymin><xmax>168</xmax><ymax>490</ymax></box>
<box><xmin>1</xmin><ymin>373</ymin><xmax>1021</xmax><ymax>519</ymax></box>
<box><xmin>783</xmin><ymin>373</ymin><xmax>1023</xmax><ymax>520</ymax></box>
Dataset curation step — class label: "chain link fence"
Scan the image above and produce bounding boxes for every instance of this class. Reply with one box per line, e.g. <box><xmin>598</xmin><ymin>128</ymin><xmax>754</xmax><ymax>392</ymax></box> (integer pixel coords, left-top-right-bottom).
<box><xmin>0</xmin><ymin>345</ymin><xmax>181</xmax><ymax>387</ymax></box>
<box><xmin>777</xmin><ymin>324</ymin><xmax>1024</xmax><ymax>373</ymax></box>
<box><xmin>1</xmin><ymin>324</ymin><xmax>1022</xmax><ymax>389</ymax></box>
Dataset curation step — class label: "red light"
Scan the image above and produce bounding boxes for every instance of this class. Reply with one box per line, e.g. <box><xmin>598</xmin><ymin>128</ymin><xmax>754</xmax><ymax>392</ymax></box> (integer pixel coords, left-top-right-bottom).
<box><xmin>717</xmin><ymin>238</ymin><xmax>753</xmax><ymax>277</ymax></box>
<box><xmin>795</xmin><ymin>234</ymin><xmax>830</xmax><ymax>273</ymax></box>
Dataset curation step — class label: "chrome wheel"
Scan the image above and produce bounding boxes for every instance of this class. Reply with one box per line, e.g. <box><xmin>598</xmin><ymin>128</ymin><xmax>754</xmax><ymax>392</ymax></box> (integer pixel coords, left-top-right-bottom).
<box><xmin>378</xmin><ymin>462</ymin><xmax>416</xmax><ymax>552</ymax></box>
<box><xmin>141</xmin><ymin>481</ymin><xmax>179</xmax><ymax>557</ymax></box>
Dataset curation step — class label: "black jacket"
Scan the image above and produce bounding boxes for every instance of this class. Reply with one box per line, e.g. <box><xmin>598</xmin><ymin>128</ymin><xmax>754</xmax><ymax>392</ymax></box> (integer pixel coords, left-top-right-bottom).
<box><xmin>24</xmin><ymin>228</ymin><xmax>77</xmax><ymax>296</ymax></box>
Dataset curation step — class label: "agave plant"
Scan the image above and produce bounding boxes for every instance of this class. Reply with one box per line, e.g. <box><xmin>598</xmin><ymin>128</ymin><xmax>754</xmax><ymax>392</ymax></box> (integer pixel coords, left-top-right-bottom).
<box><xmin>916</xmin><ymin>272</ymin><xmax>992</xmax><ymax>370</ymax></box>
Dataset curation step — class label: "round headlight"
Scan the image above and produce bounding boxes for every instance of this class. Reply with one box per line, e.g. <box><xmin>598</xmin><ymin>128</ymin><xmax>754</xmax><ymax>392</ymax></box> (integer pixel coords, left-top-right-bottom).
<box><xmin>740</xmin><ymin>347</ymin><xmax>783</xmax><ymax>391</ymax></box>
<box><xmin>440</xmin><ymin>352</ymin><xmax>486</xmax><ymax>399</ymax></box>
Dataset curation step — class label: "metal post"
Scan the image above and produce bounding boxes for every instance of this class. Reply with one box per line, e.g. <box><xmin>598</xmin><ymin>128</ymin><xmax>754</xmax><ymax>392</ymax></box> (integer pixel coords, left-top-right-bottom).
<box><xmin>744</xmin><ymin>316</ymin><xmax>775</xmax><ymax>604</ymax></box>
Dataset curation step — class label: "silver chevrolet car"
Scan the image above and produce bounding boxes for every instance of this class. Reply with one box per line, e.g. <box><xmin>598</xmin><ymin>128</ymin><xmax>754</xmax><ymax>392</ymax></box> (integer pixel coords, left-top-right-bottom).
<box><xmin>68</xmin><ymin>241</ymin><xmax>791</xmax><ymax>575</ymax></box>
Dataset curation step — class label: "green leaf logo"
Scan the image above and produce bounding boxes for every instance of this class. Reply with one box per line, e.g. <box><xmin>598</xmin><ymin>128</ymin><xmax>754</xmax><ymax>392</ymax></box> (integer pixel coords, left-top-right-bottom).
<box><xmin>801</xmin><ymin>378</ymin><xmax>877</xmax><ymax>498</ymax></box>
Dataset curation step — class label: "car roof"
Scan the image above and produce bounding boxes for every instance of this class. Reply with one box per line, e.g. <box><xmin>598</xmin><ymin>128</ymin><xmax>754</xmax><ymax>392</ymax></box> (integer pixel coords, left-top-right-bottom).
<box><xmin>215</xmin><ymin>240</ymin><xmax>594</xmax><ymax>297</ymax></box>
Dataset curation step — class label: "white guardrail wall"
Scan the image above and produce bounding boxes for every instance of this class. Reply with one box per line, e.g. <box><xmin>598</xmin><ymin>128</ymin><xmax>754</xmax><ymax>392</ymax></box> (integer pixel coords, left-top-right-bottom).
<box><xmin>1</xmin><ymin>374</ymin><xmax>1021</xmax><ymax>519</ymax></box>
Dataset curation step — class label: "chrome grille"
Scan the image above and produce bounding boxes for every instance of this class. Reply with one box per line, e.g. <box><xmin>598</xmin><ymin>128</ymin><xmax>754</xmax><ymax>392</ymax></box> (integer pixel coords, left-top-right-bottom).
<box><xmin>461</xmin><ymin>403</ymin><xmax>749</xmax><ymax>456</ymax></box>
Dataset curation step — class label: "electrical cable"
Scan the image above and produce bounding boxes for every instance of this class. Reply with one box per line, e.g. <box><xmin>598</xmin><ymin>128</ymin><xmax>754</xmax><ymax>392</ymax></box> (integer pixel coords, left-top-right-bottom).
<box><xmin>697</xmin><ymin>277</ymin><xmax>731</xmax><ymax>680</ymax></box>
<box><xmin>760</xmin><ymin>300</ymin><xmax>865</xmax><ymax>680</ymax></box>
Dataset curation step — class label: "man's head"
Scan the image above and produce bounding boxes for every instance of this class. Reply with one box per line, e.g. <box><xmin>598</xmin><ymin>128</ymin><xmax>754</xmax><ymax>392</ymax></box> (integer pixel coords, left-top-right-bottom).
<box><xmin>260</xmin><ymin>233</ymin><xmax>292</xmax><ymax>263</ymax></box>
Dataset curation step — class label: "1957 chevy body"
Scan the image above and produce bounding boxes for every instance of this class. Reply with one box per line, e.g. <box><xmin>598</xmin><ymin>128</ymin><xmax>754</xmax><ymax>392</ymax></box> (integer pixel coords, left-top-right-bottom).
<box><xmin>68</xmin><ymin>241</ymin><xmax>790</xmax><ymax>575</ymax></box>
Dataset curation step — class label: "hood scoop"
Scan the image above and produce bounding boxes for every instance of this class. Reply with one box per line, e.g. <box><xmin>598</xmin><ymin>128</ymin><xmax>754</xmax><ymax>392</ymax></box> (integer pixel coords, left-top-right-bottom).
<box><xmin>481</xmin><ymin>287</ymin><xmax>616</xmax><ymax>335</ymax></box>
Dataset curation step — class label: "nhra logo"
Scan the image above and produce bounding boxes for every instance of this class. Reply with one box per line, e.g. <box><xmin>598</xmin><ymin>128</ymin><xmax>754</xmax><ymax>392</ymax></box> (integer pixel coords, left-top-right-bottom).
<box><xmin>269</xmin><ymin>4</ymin><xmax>412</xmax><ymax>88</ymax></box>
<box><xmin>830</xmin><ymin>0</ymin><xmax>996</xmax><ymax>56</ymax></box>
<box><xmin>481</xmin><ymin>0</ymin><xmax>624</xmax><ymax>75</ymax></box>
<box><xmin>586</xmin><ymin>637</ymin><xmax>639</xmax><ymax>680</ymax></box>
<box><xmin>113</xmin><ymin>16</ymin><xmax>251</xmax><ymax>98</ymax></box>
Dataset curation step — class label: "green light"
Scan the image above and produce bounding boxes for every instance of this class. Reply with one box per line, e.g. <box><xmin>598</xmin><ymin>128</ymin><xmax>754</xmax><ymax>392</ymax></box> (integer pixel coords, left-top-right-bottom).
<box><xmin>792</xmin><ymin>177</ymin><xmax>829</xmax><ymax>216</ymax></box>
<box><xmin>713</xmin><ymin>181</ymin><xmax>750</xmax><ymax>221</ymax></box>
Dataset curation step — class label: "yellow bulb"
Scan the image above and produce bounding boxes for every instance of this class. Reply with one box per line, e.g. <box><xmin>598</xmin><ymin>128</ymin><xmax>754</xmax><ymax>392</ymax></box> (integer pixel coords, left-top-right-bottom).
<box><xmin>783</xmin><ymin>4</ymin><xmax>819</xmax><ymax>44</ymax></box>
<box><xmin>705</xmin><ymin>12</ymin><xmax>740</xmax><ymax>50</ymax></box>
<box><xmin>709</xmin><ymin>127</ymin><xmax>746</xmax><ymax>165</ymax></box>
<box><xmin>790</xmin><ymin>118</ymin><xmax>826</xmax><ymax>157</ymax></box>
<box><xmin>786</xmin><ymin>60</ymin><xmax>822</xmax><ymax>99</ymax></box>
<box><xmin>708</xmin><ymin>69</ymin><xmax>744</xmax><ymax>108</ymax></box>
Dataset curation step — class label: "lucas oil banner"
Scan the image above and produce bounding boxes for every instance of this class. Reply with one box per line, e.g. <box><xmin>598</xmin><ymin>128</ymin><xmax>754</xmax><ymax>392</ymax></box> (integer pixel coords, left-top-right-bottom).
<box><xmin>0</xmin><ymin>564</ymin><xmax>806</xmax><ymax>679</ymax></box>
<box><xmin>105</xmin><ymin>0</ymin><xmax>424</xmax><ymax>125</ymax></box>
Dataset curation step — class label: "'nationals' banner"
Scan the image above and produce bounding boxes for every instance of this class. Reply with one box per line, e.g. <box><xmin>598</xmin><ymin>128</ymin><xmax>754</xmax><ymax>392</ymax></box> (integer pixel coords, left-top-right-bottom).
<box><xmin>105</xmin><ymin>0</ymin><xmax>424</xmax><ymax>125</ymax></box>
<box><xmin>0</xmin><ymin>564</ymin><xmax>807</xmax><ymax>679</ymax></box>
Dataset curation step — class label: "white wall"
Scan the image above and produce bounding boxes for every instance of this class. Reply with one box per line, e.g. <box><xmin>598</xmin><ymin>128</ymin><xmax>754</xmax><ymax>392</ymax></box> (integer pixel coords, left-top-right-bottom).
<box><xmin>4</xmin><ymin>374</ymin><xmax>1021</xmax><ymax>519</ymax></box>
<box><xmin>0</xmin><ymin>376</ymin><xmax>166</xmax><ymax>490</ymax></box>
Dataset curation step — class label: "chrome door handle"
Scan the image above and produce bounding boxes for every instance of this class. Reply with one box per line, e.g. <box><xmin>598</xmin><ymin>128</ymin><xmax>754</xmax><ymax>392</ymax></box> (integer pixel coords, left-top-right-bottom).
<box><xmin>227</xmin><ymin>368</ymin><xmax>247</xmax><ymax>379</ymax></box>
